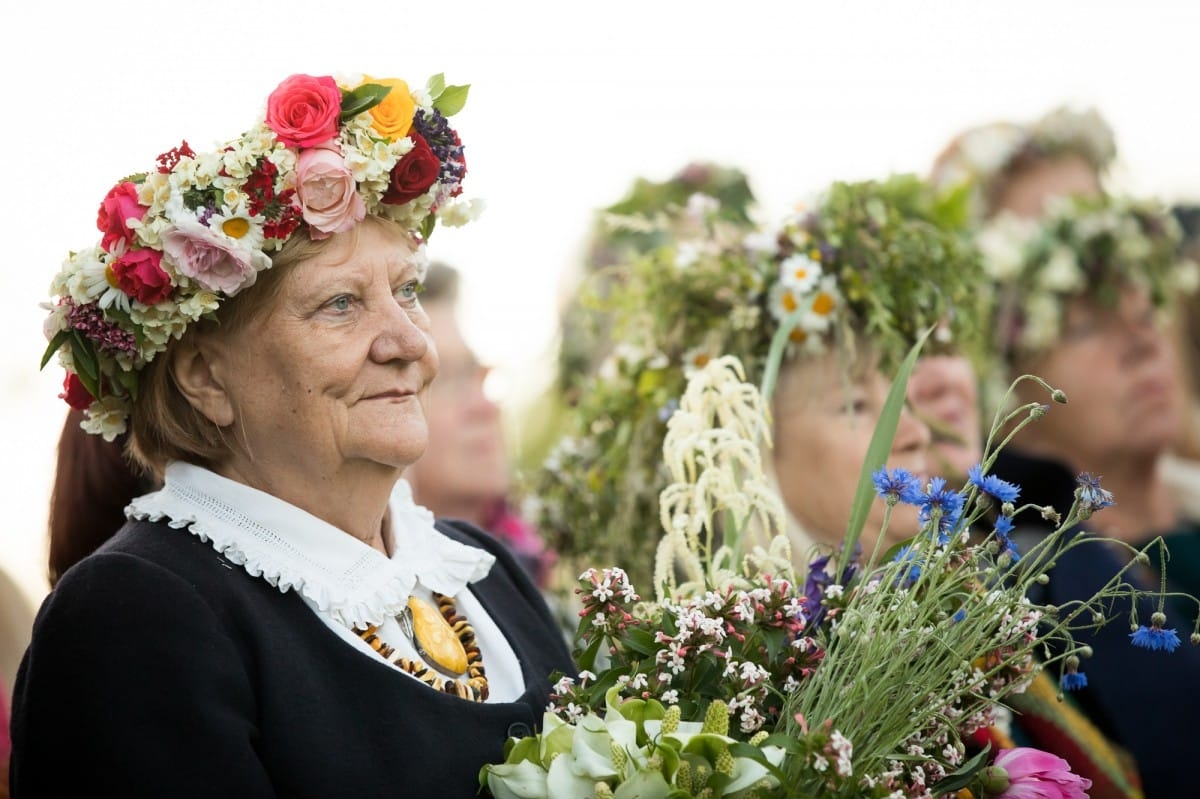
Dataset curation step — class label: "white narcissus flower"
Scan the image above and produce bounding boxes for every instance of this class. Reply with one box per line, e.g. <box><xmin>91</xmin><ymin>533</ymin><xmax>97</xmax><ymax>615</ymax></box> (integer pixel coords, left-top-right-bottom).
<box><xmin>977</xmin><ymin>215</ymin><xmax>1036</xmax><ymax>280</ymax></box>
<box><xmin>1037</xmin><ymin>245</ymin><xmax>1084</xmax><ymax>292</ymax></box>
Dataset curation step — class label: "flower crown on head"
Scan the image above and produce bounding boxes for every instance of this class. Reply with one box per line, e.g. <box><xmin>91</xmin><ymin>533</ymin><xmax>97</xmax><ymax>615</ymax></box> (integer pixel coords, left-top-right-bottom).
<box><xmin>931</xmin><ymin>105</ymin><xmax>1117</xmax><ymax>221</ymax></box>
<box><xmin>42</xmin><ymin>71</ymin><xmax>480</xmax><ymax>441</ymax></box>
<box><xmin>979</xmin><ymin>193</ymin><xmax>1200</xmax><ymax>362</ymax></box>
<box><xmin>536</xmin><ymin>173</ymin><xmax>984</xmax><ymax>590</ymax></box>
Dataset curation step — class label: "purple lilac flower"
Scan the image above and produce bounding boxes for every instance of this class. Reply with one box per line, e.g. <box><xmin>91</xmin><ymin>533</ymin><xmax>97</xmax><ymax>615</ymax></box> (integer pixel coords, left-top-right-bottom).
<box><xmin>66</xmin><ymin>300</ymin><xmax>138</xmax><ymax>357</ymax></box>
<box><xmin>803</xmin><ymin>547</ymin><xmax>858</xmax><ymax>630</ymax></box>
<box><xmin>413</xmin><ymin>108</ymin><xmax>466</xmax><ymax>188</ymax></box>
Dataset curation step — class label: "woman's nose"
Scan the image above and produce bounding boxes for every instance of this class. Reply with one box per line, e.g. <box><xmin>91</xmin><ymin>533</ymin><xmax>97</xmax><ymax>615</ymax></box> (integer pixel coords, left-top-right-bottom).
<box><xmin>894</xmin><ymin>403</ymin><xmax>933</xmax><ymax>454</ymax></box>
<box><xmin>370</xmin><ymin>303</ymin><xmax>431</xmax><ymax>364</ymax></box>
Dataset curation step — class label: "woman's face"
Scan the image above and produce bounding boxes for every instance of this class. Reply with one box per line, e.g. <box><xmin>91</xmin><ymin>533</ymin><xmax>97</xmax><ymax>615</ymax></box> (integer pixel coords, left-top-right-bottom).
<box><xmin>404</xmin><ymin>299</ymin><xmax>511</xmax><ymax>513</ymax></box>
<box><xmin>992</xmin><ymin>152</ymin><xmax>1103</xmax><ymax>219</ymax></box>
<box><xmin>202</xmin><ymin>220</ymin><xmax>438</xmax><ymax>482</ymax></box>
<box><xmin>908</xmin><ymin>354</ymin><xmax>982</xmax><ymax>483</ymax></box>
<box><xmin>1014</xmin><ymin>284</ymin><xmax>1183</xmax><ymax>467</ymax></box>
<box><xmin>771</xmin><ymin>352</ymin><xmax>931</xmax><ymax>553</ymax></box>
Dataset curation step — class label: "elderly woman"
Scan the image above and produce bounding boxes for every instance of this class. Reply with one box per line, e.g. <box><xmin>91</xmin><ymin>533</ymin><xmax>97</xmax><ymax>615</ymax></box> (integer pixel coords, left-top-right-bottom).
<box><xmin>972</xmin><ymin>192</ymin><xmax>1200</xmax><ymax>799</ymax></box>
<box><xmin>910</xmin><ymin>105</ymin><xmax>1118</xmax><ymax>487</ymax></box>
<box><xmin>11</xmin><ymin>72</ymin><xmax>573</xmax><ymax>797</ymax></box>
<box><xmin>536</xmin><ymin>173</ymin><xmax>980</xmax><ymax>591</ymax></box>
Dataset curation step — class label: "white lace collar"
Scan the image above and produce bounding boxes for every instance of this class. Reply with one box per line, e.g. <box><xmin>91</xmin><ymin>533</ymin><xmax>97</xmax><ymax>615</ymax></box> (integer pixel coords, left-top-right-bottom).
<box><xmin>127</xmin><ymin>461</ymin><xmax>495</xmax><ymax>629</ymax></box>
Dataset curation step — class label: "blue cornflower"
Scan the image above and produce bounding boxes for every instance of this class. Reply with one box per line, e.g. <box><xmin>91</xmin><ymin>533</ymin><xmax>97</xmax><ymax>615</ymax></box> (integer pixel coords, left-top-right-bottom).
<box><xmin>967</xmin><ymin>464</ymin><xmax>1021</xmax><ymax>504</ymax></box>
<box><xmin>872</xmin><ymin>467</ymin><xmax>923</xmax><ymax>506</ymax></box>
<box><xmin>952</xmin><ymin>608</ymin><xmax>967</xmax><ymax>623</ymax></box>
<box><xmin>657</xmin><ymin>398</ymin><xmax>679</xmax><ymax>423</ymax></box>
<box><xmin>917</xmin><ymin>477</ymin><xmax>965</xmax><ymax>543</ymax></box>
<box><xmin>993</xmin><ymin>514</ymin><xmax>1021</xmax><ymax>562</ymax></box>
<box><xmin>892</xmin><ymin>545</ymin><xmax>924</xmax><ymax>586</ymax></box>
<box><xmin>1061</xmin><ymin>671</ymin><xmax>1088</xmax><ymax>691</ymax></box>
<box><xmin>1130</xmin><ymin>612</ymin><xmax>1181</xmax><ymax>652</ymax></box>
<box><xmin>1076</xmin><ymin>472</ymin><xmax>1115</xmax><ymax>512</ymax></box>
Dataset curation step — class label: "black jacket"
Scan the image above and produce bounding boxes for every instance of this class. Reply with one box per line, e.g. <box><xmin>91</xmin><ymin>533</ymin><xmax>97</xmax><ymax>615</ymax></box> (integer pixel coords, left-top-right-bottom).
<box><xmin>11</xmin><ymin>517</ymin><xmax>574</xmax><ymax>798</ymax></box>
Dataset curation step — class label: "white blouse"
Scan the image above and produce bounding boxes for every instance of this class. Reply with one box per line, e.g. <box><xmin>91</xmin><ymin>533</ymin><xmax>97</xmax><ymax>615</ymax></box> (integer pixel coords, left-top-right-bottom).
<box><xmin>127</xmin><ymin>461</ymin><xmax>525</xmax><ymax>702</ymax></box>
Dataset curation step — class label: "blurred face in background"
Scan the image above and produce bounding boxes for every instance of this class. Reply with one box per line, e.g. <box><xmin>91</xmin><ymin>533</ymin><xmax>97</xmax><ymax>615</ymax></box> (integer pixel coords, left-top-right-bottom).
<box><xmin>771</xmin><ymin>349</ymin><xmax>931</xmax><ymax>553</ymax></box>
<box><xmin>1012</xmin><ymin>284</ymin><xmax>1184</xmax><ymax>468</ymax></box>
<box><xmin>404</xmin><ymin>298</ymin><xmax>511</xmax><ymax>519</ymax></box>
<box><xmin>991</xmin><ymin>152</ymin><xmax>1103</xmax><ymax>219</ymax></box>
<box><xmin>908</xmin><ymin>354</ymin><xmax>982</xmax><ymax>484</ymax></box>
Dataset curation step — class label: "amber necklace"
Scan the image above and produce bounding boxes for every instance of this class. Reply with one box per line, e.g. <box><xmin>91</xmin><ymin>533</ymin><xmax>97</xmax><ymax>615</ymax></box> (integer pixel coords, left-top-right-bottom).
<box><xmin>357</xmin><ymin>592</ymin><xmax>489</xmax><ymax>702</ymax></box>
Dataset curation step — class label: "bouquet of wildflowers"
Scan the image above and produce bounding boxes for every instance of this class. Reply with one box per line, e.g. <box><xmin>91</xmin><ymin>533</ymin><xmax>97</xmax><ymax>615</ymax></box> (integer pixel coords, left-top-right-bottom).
<box><xmin>483</xmin><ymin>346</ymin><xmax>1199</xmax><ymax>798</ymax></box>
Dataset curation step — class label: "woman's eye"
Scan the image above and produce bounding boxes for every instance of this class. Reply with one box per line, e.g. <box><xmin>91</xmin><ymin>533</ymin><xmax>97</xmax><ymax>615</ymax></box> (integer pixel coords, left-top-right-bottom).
<box><xmin>838</xmin><ymin>398</ymin><xmax>870</xmax><ymax>416</ymax></box>
<box><xmin>396</xmin><ymin>281</ymin><xmax>421</xmax><ymax>303</ymax></box>
<box><xmin>326</xmin><ymin>295</ymin><xmax>354</xmax><ymax>313</ymax></box>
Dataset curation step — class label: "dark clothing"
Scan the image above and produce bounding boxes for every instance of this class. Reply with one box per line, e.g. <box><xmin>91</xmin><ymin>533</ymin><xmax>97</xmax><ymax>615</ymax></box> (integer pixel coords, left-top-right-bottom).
<box><xmin>10</xmin><ymin>518</ymin><xmax>574</xmax><ymax>798</ymax></box>
<box><xmin>993</xmin><ymin>448</ymin><xmax>1200</xmax><ymax>799</ymax></box>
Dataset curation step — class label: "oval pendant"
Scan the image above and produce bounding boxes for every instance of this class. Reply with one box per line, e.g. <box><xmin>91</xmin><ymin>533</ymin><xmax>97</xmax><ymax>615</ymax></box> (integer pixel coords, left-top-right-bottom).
<box><xmin>407</xmin><ymin>596</ymin><xmax>469</xmax><ymax>676</ymax></box>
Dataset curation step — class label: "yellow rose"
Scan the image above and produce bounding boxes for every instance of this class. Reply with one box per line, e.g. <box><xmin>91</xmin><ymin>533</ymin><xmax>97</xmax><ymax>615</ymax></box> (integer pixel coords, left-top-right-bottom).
<box><xmin>366</xmin><ymin>77</ymin><xmax>415</xmax><ymax>141</ymax></box>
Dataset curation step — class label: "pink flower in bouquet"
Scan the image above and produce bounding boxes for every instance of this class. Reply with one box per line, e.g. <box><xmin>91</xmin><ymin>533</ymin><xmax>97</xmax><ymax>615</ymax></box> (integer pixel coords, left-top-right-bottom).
<box><xmin>265</xmin><ymin>74</ymin><xmax>341</xmax><ymax>148</ymax></box>
<box><xmin>111</xmin><ymin>248</ymin><xmax>172</xmax><ymax>305</ymax></box>
<box><xmin>97</xmin><ymin>181</ymin><xmax>146</xmax><ymax>251</ymax></box>
<box><xmin>161</xmin><ymin>219</ymin><xmax>269</xmax><ymax>296</ymax></box>
<box><xmin>296</xmin><ymin>142</ymin><xmax>365</xmax><ymax>238</ymax></box>
<box><xmin>982</xmin><ymin>747</ymin><xmax>1092</xmax><ymax>799</ymax></box>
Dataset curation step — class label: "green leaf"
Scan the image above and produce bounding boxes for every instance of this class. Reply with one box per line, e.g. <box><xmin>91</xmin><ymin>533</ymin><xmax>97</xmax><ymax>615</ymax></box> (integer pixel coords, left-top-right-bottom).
<box><xmin>928</xmin><ymin>742</ymin><xmax>991</xmax><ymax>794</ymax></box>
<box><xmin>837</xmin><ymin>324</ymin><xmax>934</xmax><ymax>577</ymax></box>
<box><xmin>425</xmin><ymin>73</ymin><xmax>446</xmax><ymax>99</ymax></box>
<box><xmin>574</xmin><ymin>632</ymin><xmax>605</xmax><ymax>672</ymax></box>
<box><xmin>41</xmin><ymin>329</ymin><xmax>70</xmax><ymax>370</ymax></box>
<box><xmin>68</xmin><ymin>331</ymin><xmax>100</xmax><ymax>383</ymax></box>
<box><xmin>419</xmin><ymin>213</ymin><xmax>437</xmax><ymax>242</ymax></box>
<box><xmin>621</xmin><ymin>626</ymin><xmax>659</xmax><ymax>657</ymax></box>
<box><xmin>339</xmin><ymin>83</ymin><xmax>392</xmax><ymax>122</ymax></box>
<box><xmin>758</xmin><ymin>305</ymin><xmax>806</xmax><ymax>407</ymax></box>
<box><xmin>433</xmin><ymin>84</ymin><xmax>470</xmax><ymax>117</ymax></box>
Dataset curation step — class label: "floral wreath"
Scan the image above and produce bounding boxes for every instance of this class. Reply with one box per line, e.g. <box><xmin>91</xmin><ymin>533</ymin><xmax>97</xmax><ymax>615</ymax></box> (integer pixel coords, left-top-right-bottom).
<box><xmin>41</xmin><ymin>71</ymin><xmax>480</xmax><ymax>441</ymax></box>
<box><xmin>978</xmin><ymin>192</ymin><xmax>1200</xmax><ymax>363</ymax></box>
<box><xmin>534</xmin><ymin>174</ymin><xmax>984</xmax><ymax>591</ymax></box>
<box><xmin>930</xmin><ymin>105</ymin><xmax>1118</xmax><ymax>222</ymax></box>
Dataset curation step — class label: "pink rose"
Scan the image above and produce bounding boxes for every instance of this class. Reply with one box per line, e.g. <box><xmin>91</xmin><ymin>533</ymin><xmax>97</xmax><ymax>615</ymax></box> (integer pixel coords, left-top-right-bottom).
<box><xmin>983</xmin><ymin>748</ymin><xmax>1092</xmax><ymax>799</ymax></box>
<box><xmin>296</xmin><ymin>142</ymin><xmax>365</xmax><ymax>238</ymax></box>
<box><xmin>161</xmin><ymin>219</ymin><xmax>271</xmax><ymax>296</ymax></box>
<box><xmin>111</xmin><ymin>248</ymin><xmax>173</xmax><ymax>305</ymax></box>
<box><xmin>265</xmin><ymin>74</ymin><xmax>342</xmax><ymax>148</ymax></box>
<box><xmin>59</xmin><ymin>373</ymin><xmax>93</xmax><ymax>410</ymax></box>
<box><xmin>97</xmin><ymin>181</ymin><xmax>147</xmax><ymax>252</ymax></box>
<box><xmin>382</xmin><ymin>132</ymin><xmax>440</xmax><ymax>205</ymax></box>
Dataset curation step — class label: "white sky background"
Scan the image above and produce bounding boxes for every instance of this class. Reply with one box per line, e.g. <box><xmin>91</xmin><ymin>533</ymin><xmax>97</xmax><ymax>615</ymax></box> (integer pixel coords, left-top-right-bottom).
<box><xmin>2</xmin><ymin>0</ymin><xmax>1199</xmax><ymax>609</ymax></box>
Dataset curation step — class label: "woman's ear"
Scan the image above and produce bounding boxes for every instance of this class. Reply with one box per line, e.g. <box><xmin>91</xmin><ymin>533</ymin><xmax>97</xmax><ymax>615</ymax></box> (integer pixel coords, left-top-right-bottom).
<box><xmin>170</xmin><ymin>336</ymin><xmax>236</xmax><ymax>427</ymax></box>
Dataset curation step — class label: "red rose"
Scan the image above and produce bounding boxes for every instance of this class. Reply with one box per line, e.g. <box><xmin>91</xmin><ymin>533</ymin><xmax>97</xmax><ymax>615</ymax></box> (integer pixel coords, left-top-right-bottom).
<box><xmin>383</xmin><ymin>132</ymin><xmax>440</xmax><ymax>205</ymax></box>
<box><xmin>111</xmin><ymin>248</ymin><xmax>173</xmax><ymax>305</ymax></box>
<box><xmin>97</xmin><ymin>181</ymin><xmax>146</xmax><ymax>252</ymax></box>
<box><xmin>265</xmin><ymin>74</ymin><xmax>342</xmax><ymax>148</ymax></box>
<box><xmin>59</xmin><ymin>373</ymin><xmax>94</xmax><ymax>410</ymax></box>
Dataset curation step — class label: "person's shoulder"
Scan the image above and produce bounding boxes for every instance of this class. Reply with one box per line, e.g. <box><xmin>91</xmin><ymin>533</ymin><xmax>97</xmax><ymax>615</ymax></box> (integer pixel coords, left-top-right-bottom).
<box><xmin>434</xmin><ymin>517</ymin><xmax>503</xmax><ymax>552</ymax></box>
<box><xmin>50</xmin><ymin>518</ymin><xmax>244</xmax><ymax>613</ymax></box>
